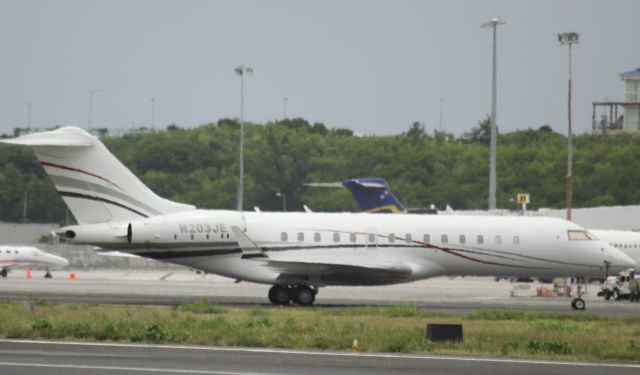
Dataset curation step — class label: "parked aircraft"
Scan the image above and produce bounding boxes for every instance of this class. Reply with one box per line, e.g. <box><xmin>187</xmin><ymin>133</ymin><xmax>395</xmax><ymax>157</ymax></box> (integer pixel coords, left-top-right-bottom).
<box><xmin>0</xmin><ymin>245</ymin><xmax>69</xmax><ymax>278</ymax></box>
<box><xmin>342</xmin><ymin>177</ymin><xmax>640</xmax><ymax>274</ymax></box>
<box><xmin>1</xmin><ymin>127</ymin><xmax>635</xmax><ymax>310</ymax></box>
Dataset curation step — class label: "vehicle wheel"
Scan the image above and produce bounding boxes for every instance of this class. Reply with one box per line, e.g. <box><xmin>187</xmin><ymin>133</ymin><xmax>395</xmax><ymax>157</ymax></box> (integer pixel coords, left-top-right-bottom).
<box><xmin>573</xmin><ymin>298</ymin><xmax>586</xmax><ymax>310</ymax></box>
<box><xmin>613</xmin><ymin>289</ymin><xmax>620</xmax><ymax>300</ymax></box>
<box><xmin>44</xmin><ymin>271</ymin><xmax>52</xmax><ymax>279</ymax></box>
<box><xmin>0</xmin><ymin>268</ymin><xmax>7</xmax><ymax>278</ymax></box>
<box><xmin>604</xmin><ymin>291</ymin><xmax>611</xmax><ymax>301</ymax></box>
<box><xmin>270</xmin><ymin>285</ymin><xmax>290</xmax><ymax>305</ymax></box>
<box><xmin>292</xmin><ymin>286</ymin><xmax>315</xmax><ymax>306</ymax></box>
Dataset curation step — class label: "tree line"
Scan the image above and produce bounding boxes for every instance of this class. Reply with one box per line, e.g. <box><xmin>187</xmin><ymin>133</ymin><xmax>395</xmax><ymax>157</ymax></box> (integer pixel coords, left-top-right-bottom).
<box><xmin>2</xmin><ymin>117</ymin><xmax>640</xmax><ymax>224</ymax></box>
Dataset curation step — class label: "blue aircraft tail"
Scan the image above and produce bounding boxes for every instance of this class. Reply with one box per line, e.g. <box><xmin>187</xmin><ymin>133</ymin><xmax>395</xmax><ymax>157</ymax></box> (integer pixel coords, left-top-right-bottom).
<box><xmin>341</xmin><ymin>178</ymin><xmax>406</xmax><ymax>213</ymax></box>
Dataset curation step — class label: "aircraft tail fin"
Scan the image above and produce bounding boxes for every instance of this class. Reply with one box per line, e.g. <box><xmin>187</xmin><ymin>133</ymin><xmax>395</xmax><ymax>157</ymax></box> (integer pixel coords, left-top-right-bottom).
<box><xmin>342</xmin><ymin>178</ymin><xmax>406</xmax><ymax>213</ymax></box>
<box><xmin>0</xmin><ymin>127</ymin><xmax>195</xmax><ymax>224</ymax></box>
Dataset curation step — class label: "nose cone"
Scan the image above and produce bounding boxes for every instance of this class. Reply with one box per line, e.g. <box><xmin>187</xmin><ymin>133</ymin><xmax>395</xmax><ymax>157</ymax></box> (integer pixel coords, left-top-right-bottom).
<box><xmin>51</xmin><ymin>255</ymin><xmax>69</xmax><ymax>267</ymax></box>
<box><xmin>611</xmin><ymin>248</ymin><xmax>636</xmax><ymax>269</ymax></box>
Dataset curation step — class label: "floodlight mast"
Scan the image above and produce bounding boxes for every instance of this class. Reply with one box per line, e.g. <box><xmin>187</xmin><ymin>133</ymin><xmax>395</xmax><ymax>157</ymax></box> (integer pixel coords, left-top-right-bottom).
<box><xmin>481</xmin><ymin>17</ymin><xmax>505</xmax><ymax>211</ymax></box>
<box><xmin>558</xmin><ymin>32</ymin><xmax>579</xmax><ymax>221</ymax></box>
<box><xmin>235</xmin><ymin>65</ymin><xmax>253</xmax><ymax>212</ymax></box>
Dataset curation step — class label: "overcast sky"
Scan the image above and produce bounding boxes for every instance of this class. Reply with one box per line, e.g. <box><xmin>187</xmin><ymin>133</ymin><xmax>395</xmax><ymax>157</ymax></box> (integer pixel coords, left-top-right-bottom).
<box><xmin>1</xmin><ymin>0</ymin><xmax>638</xmax><ymax>136</ymax></box>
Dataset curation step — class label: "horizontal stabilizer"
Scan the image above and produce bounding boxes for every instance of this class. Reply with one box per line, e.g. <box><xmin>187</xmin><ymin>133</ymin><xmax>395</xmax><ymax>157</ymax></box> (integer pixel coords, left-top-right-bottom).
<box><xmin>0</xmin><ymin>128</ymin><xmax>93</xmax><ymax>147</ymax></box>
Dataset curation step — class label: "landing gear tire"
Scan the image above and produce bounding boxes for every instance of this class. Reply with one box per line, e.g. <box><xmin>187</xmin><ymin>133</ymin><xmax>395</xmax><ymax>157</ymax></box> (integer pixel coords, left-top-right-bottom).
<box><xmin>292</xmin><ymin>285</ymin><xmax>315</xmax><ymax>306</ymax></box>
<box><xmin>44</xmin><ymin>271</ymin><xmax>52</xmax><ymax>279</ymax></box>
<box><xmin>571</xmin><ymin>298</ymin><xmax>586</xmax><ymax>310</ymax></box>
<box><xmin>0</xmin><ymin>268</ymin><xmax>7</xmax><ymax>278</ymax></box>
<box><xmin>604</xmin><ymin>291</ymin><xmax>612</xmax><ymax>301</ymax></box>
<box><xmin>268</xmin><ymin>285</ymin><xmax>291</xmax><ymax>305</ymax></box>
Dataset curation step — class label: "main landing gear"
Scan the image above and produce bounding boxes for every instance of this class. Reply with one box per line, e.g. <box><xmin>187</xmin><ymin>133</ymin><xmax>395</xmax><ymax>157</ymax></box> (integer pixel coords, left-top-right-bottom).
<box><xmin>268</xmin><ymin>285</ymin><xmax>317</xmax><ymax>306</ymax></box>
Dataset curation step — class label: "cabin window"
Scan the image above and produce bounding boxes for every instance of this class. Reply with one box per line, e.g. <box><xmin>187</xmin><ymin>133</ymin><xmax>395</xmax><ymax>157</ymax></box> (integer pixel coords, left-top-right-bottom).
<box><xmin>388</xmin><ymin>233</ymin><xmax>395</xmax><ymax>243</ymax></box>
<box><xmin>333</xmin><ymin>233</ymin><xmax>340</xmax><ymax>243</ymax></box>
<box><xmin>513</xmin><ymin>236</ymin><xmax>520</xmax><ymax>245</ymax></box>
<box><xmin>314</xmin><ymin>232</ymin><xmax>321</xmax><ymax>242</ymax></box>
<box><xmin>477</xmin><ymin>235</ymin><xmax>484</xmax><ymax>244</ymax></box>
<box><xmin>441</xmin><ymin>234</ymin><xmax>448</xmax><ymax>244</ymax></box>
<box><xmin>350</xmin><ymin>233</ymin><xmax>356</xmax><ymax>242</ymax></box>
<box><xmin>405</xmin><ymin>234</ymin><xmax>412</xmax><ymax>244</ymax></box>
<box><xmin>423</xmin><ymin>234</ymin><xmax>430</xmax><ymax>243</ymax></box>
<box><xmin>459</xmin><ymin>234</ymin><xmax>466</xmax><ymax>244</ymax></box>
<box><xmin>567</xmin><ymin>230</ymin><xmax>593</xmax><ymax>241</ymax></box>
<box><xmin>281</xmin><ymin>232</ymin><xmax>288</xmax><ymax>242</ymax></box>
<box><xmin>4</xmin><ymin>250</ymin><xmax>8</xmax><ymax>253</ymax></box>
<box><xmin>495</xmin><ymin>235</ymin><xmax>502</xmax><ymax>245</ymax></box>
<box><xmin>297</xmin><ymin>232</ymin><xmax>304</xmax><ymax>242</ymax></box>
<box><xmin>368</xmin><ymin>233</ymin><xmax>376</xmax><ymax>243</ymax></box>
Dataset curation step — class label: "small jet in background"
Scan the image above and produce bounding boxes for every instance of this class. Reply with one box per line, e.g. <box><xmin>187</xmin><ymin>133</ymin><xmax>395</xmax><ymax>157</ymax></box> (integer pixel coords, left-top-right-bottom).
<box><xmin>0</xmin><ymin>245</ymin><xmax>69</xmax><ymax>278</ymax></box>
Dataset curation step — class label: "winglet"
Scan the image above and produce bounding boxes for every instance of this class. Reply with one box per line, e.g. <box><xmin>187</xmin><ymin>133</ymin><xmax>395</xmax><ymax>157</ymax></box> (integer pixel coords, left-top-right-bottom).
<box><xmin>231</xmin><ymin>226</ymin><xmax>266</xmax><ymax>259</ymax></box>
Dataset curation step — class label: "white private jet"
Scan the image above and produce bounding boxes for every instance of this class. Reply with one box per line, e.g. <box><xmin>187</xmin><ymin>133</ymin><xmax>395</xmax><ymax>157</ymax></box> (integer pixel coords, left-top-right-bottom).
<box><xmin>0</xmin><ymin>127</ymin><xmax>635</xmax><ymax>310</ymax></box>
<box><xmin>0</xmin><ymin>245</ymin><xmax>69</xmax><ymax>278</ymax></box>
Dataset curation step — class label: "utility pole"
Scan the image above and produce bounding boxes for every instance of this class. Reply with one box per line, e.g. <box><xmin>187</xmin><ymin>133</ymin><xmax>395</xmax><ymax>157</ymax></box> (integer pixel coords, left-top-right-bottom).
<box><xmin>86</xmin><ymin>89</ymin><xmax>102</xmax><ymax>131</ymax></box>
<box><xmin>234</xmin><ymin>65</ymin><xmax>253</xmax><ymax>211</ymax></box>
<box><xmin>558</xmin><ymin>32</ymin><xmax>579</xmax><ymax>221</ymax></box>
<box><xmin>481</xmin><ymin>17</ymin><xmax>505</xmax><ymax>211</ymax></box>
<box><xmin>438</xmin><ymin>97</ymin><xmax>443</xmax><ymax>131</ymax></box>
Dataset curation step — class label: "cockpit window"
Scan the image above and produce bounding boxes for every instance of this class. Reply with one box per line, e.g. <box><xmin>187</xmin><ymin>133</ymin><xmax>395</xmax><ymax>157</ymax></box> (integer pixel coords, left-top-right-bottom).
<box><xmin>567</xmin><ymin>230</ymin><xmax>594</xmax><ymax>241</ymax></box>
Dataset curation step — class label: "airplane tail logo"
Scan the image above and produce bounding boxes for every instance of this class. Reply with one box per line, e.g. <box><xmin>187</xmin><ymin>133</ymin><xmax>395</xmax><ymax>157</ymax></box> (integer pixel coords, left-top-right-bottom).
<box><xmin>342</xmin><ymin>178</ymin><xmax>406</xmax><ymax>213</ymax></box>
<box><xmin>0</xmin><ymin>127</ymin><xmax>194</xmax><ymax>224</ymax></box>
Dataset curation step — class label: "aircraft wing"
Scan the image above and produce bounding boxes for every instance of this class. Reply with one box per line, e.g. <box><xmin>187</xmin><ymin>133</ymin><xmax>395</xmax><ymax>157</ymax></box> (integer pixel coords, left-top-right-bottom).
<box><xmin>255</xmin><ymin>253</ymin><xmax>415</xmax><ymax>286</ymax></box>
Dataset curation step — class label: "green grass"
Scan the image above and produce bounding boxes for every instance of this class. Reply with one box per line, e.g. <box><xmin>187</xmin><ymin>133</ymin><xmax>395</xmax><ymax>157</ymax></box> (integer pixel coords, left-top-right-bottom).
<box><xmin>0</xmin><ymin>301</ymin><xmax>639</xmax><ymax>363</ymax></box>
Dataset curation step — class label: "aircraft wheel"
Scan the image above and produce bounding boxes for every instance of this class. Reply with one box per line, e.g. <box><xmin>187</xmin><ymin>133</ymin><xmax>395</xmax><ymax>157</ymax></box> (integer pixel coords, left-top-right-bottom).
<box><xmin>1</xmin><ymin>268</ymin><xmax>7</xmax><ymax>278</ymax></box>
<box><xmin>292</xmin><ymin>285</ymin><xmax>315</xmax><ymax>306</ymax></box>
<box><xmin>604</xmin><ymin>291</ymin><xmax>611</xmax><ymax>301</ymax></box>
<box><xmin>269</xmin><ymin>285</ymin><xmax>290</xmax><ymax>305</ymax></box>
<box><xmin>613</xmin><ymin>289</ymin><xmax>620</xmax><ymax>301</ymax></box>
<box><xmin>572</xmin><ymin>298</ymin><xmax>586</xmax><ymax>310</ymax></box>
<box><xmin>44</xmin><ymin>271</ymin><xmax>52</xmax><ymax>279</ymax></box>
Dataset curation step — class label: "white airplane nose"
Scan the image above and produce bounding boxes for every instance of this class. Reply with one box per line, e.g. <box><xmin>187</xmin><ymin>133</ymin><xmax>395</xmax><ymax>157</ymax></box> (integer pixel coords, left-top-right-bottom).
<box><xmin>609</xmin><ymin>247</ymin><xmax>636</xmax><ymax>269</ymax></box>
<box><xmin>52</xmin><ymin>255</ymin><xmax>69</xmax><ymax>267</ymax></box>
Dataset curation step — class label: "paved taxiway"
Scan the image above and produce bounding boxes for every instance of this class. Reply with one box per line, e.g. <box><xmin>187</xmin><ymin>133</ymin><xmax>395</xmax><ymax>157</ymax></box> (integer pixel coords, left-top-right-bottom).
<box><xmin>0</xmin><ymin>339</ymin><xmax>638</xmax><ymax>375</ymax></box>
<box><xmin>1</xmin><ymin>270</ymin><xmax>639</xmax><ymax>317</ymax></box>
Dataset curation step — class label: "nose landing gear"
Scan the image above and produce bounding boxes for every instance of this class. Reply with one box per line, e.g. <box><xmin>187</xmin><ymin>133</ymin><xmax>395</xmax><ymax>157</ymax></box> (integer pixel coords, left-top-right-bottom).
<box><xmin>571</xmin><ymin>277</ymin><xmax>587</xmax><ymax>310</ymax></box>
<box><xmin>268</xmin><ymin>284</ymin><xmax>317</xmax><ymax>306</ymax></box>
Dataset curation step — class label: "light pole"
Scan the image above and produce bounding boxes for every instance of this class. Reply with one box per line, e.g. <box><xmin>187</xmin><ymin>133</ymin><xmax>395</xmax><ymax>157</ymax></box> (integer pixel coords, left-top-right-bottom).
<box><xmin>235</xmin><ymin>65</ymin><xmax>253</xmax><ymax>211</ymax></box>
<box><xmin>283</xmin><ymin>97</ymin><xmax>288</xmax><ymax>119</ymax></box>
<box><xmin>86</xmin><ymin>89</ymin><xmax>102</xmax><ymax>131</ymax></box>
<box><xmin>26</xmin><ymin>102</ymin><xmax>31</xmax><ymax>128</ymax></box>
<box><xmin>276</xmin><ymin>192</ymin><xmax>286</xmax><ymax>211</ymax></box>
<box><xmin>151</xmin><ymin>97</ymin><xmax>155</xmax><ymax>131</ymax></box>
<box><xmin>481</xmin><ymin>16</ymin><xmax>505</xmax><ymax>211</ymax></box>
<box><xmin>558</xmin><ymin>32</ymin><xmax>579</xmax><ymax>221</ymax></box>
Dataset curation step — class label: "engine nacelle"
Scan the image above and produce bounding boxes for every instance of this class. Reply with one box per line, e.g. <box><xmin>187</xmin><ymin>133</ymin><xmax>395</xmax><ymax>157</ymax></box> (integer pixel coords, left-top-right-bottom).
<box><xmin>127</xmin><ymin>210</ymin><xmax>245</xmax><ymax>246</ymax></box>
<box><xmin>56</xmin><ymin>222</ymin><xmax>128</xmax><ymax>244</ymax></box>
<box><xmin>56</xmin><ymin>210</ymin><xmax>245</xmax><ymax>249</ymax></box>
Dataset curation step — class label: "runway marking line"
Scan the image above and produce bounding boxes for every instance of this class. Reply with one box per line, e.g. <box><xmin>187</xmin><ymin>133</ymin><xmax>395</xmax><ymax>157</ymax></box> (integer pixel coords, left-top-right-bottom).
<box><xmin>1</xmin><ymin>339</ymin><xmax>639</xmax><ymax>369</ymax></box>
<box><xmin>0</xmin><ymin>361</ymin><xmax>270</xmax><ymax>375</ymax></box>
